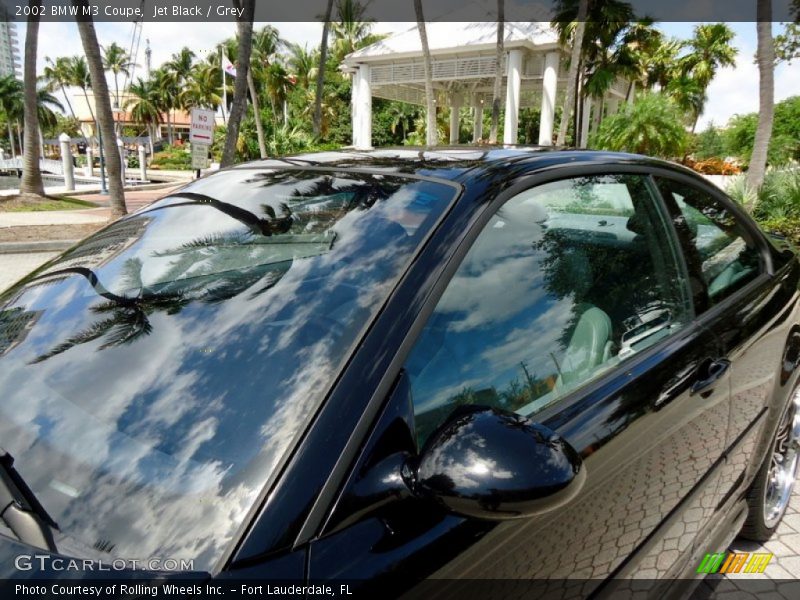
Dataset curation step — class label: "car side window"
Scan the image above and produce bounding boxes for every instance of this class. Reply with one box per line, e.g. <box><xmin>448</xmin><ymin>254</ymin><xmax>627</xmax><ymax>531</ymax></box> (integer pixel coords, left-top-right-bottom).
<box><xmin>655</xmin><ymin>178</ymin><xmax>762</xmax><ymax>306</ymax></box>
<box><xmin>404</xmin><ymin>175</ymin><xmax>693</xmax><ymax>446</ymax></box>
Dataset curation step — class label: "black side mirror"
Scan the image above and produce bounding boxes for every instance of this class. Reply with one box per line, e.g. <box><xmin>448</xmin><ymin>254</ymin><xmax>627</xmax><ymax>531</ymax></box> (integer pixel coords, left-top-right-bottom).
<box><xmin>405</xmin><ymin>406</ymin><xmax>585</xmax><ymax>520</ymax></box>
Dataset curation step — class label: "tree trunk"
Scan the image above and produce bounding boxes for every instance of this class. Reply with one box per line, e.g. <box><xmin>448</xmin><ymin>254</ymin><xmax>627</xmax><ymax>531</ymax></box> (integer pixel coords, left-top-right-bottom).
<box><xmin>20</xmin><ymin>7</ymin><xmax>44</xmax><ymax>196</ymax></box>
<box><xmin>556</xmin><ymin>0</ymin><xmax>589</xmax><ymax>146</ymax></box>
<box><xmin>414</xmin><ymin>0</ymin><xmax>437</xmax><ymax>146</ymax></box>
<box><xmin>7</xmin><ymin>122</ymin><xmax>16</xmax><ymax>159</ymax></box>
<box><xmin>16</xmin><ymin>121</ymin><xmax>24</xmax><ymax>157</ymax></box>
<box><xmin>746</xmin><ymin>7</ymin><xmax>774</xmax><ymax>200</ymax></box>
<box><xmin>247</xmin><ymin>68</ymin><xmax>268</xmax><ymax>158</ymax></box>
<box><xmin>313</xmin><ymin>0</ymin><xmax>334</xmax><ymax>140</ymax></box>
<box><xmin>489</xmin><ymin>0</ymin><xmax>504</xmax><ymax>144</ymax></box>
<box><xmin>74</xmin><ymin>1</ymin><xmax>126</xmax><ymax>219</ymax></box>
<box><xmin>221</xmin><ymin>0</ymin><xmax>254</xmax><ymax>167</ymax></box>
<box><xmin>60</xmin><ymin>83</ymin><xmax>76</xmax><ymax>121</ymax></box>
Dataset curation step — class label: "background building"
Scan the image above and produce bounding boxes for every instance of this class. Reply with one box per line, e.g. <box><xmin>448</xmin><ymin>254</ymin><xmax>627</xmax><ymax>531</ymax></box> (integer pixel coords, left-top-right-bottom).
<box><xmin>0</xmin><ymin>9</ymin><xmax>21</xmax><ymax>79</ymax></box>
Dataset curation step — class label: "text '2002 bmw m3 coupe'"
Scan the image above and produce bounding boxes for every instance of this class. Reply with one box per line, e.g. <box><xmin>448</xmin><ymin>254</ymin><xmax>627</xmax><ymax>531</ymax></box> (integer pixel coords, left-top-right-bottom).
<box><xmin>0</xmin><ymin>149</ymin><xmax>799</xmax><ymax>599</ymax></box>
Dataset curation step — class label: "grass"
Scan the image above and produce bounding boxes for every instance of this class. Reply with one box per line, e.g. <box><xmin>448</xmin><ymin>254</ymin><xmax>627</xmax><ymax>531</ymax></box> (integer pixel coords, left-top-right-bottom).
<box><xmin>0</xmin><ymin>195</ymin><xmax>99</xmax><ymax>212</ymax></box>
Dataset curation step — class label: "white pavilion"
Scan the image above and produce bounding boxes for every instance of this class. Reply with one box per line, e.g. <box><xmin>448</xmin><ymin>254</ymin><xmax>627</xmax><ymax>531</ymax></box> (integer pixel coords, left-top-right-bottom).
<box><xmin>340</xmin><ymin>22</ymin><xmax>635</xmax><ymax>149</ymax></box>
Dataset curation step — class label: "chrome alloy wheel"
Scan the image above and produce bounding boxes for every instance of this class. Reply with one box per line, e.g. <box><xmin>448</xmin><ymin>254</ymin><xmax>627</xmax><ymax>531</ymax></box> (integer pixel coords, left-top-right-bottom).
<box><xmin>763</xmin><ymin>387</ymin><xmax>800</xmax><ymax>528</ymax></box>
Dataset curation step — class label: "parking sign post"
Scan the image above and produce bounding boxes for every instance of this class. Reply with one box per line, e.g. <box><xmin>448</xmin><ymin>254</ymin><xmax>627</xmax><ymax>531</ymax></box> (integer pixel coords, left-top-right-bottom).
<box><xmin>190</xmin><ymin>108</ymin><xmax>215</xmax><ymax>178</ymax></box>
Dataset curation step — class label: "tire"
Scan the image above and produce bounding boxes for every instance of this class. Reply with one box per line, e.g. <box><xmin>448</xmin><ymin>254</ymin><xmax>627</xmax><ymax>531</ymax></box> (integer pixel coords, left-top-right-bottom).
<box><xmin>740</xmin><ymin>385</ymin><xmax>800</xmax><ymax>542</ymax></box>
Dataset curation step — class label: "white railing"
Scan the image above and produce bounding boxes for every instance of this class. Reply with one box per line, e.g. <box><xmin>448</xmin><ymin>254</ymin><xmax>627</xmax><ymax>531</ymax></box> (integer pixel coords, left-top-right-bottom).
<box><xmin>0</xmin><ymin>157</ymin><xmax>65</xmax><ymax>175</ymax></box>
<box><xmin>370</xmin><ymin>54</ymin><xmax>508</xmax><ymax>85</ymax></box>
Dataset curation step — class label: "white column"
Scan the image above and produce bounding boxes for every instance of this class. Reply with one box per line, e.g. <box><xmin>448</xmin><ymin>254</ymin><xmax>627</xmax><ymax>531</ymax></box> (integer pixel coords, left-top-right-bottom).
<box><xmin>449</xmin><ymin>92</ymin><xmax>462</xmax><ymax>145</ymax></box>
<box><xmin>85</xmin><ymin>147</ymin><xmax>94</xmax><ymax>177</ymax></box>
<box><xmin>351</xmin><ymin>69</ymin><xmax>361</xmax><ymax>148</ymax></box>
<box><xmin>503</xmin><ymin>49</ymin><xmax>523</xmax><ymax>144</ymax></box>
<box><xmin>59</xmin><ymin>133</ymin><xmax>74</xmax><ymax>191</ymax></box>
<box><xmin>579</xmin><ymin>96</ymin><xmax>592</xmax><ymax>148</ymax></box>
<box><xmin>138</xmin><ymin>145</ymin><xmax>147</xmax><ymax>181</ymax></box>
<box><xmin>627</xmin><ymin>80</ymin><xmax>636</xmax><ymax>105</ymax></box>
<box><xmin>117</xmin><ymin>138</ymin><xmax>126</xmax><ymax>184</ymax></box>
<box><xmin>472</xmin><ymin>102</ymin><xmax>484</xmax><ymax>143</ymax></box>
<box><xmin>352</xmin><ymin>65</ymin><xmax>372</xmax><ymax>150</ymax></box>
<box><xmin>538</xmin><ymin>51</ymin><xmax>560</xmax><ymax>146</ymax></box>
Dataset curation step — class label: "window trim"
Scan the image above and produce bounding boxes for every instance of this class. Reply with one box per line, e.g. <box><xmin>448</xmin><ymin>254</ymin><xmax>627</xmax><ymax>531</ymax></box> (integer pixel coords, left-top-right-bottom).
<box><xmin>650</xmin><ymin>172</ymin><xmax>774</xmax><ymax>318</ymax></box>
<box><xmin>404</xmin><ymin>172</ymin><xmax>696</xmax><ymax>438</ymax></box>
<box><xmin>299</xmin><ymin>164</ymin><xmax>713</xmax><ymax>546</ymax></box>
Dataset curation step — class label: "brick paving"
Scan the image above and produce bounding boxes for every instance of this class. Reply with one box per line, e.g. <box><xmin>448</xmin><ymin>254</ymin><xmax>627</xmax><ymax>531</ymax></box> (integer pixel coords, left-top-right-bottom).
<box><xmin>71</xmin><ymin>184</ymin><xmax>183</xmax><ymax>218</ymax></box>
<box><xmin>694</xmin><ymin>486</ymin><xmax>800</xmax><ymax>598</ymax></box>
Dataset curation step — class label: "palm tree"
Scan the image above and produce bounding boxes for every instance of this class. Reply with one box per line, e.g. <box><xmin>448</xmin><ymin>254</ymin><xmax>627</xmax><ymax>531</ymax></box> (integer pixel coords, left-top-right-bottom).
<box><xmin>0</xmin><ymin>75</ymin><xmax>61</xmax><ymax>161</ymax></box>
<box><xmin>250</xmin><ymin>25</ymin><xmax>284</xmax><ymax>157</ymax></box>
<box><xmin>165</xmin><ymin>47</ymin><xmax>195</xmax><ymax>84</ymax></box>
<box><xmin>124</xmin><ymin>78</ymin><xmax>161</xmax><ymax>155</ymax></box>
<box><xmin>35</xmin><ymin>87</ymin><xmax>64</xmax><ymax>132</ymax></box>
<box><xmin>680</xmin><ymin>24</ymin><xmax>737</xmax><ymax>133</ymax></box>
<box><xmin>552</xmin><ymin>1</ymin><xmax>640</xmax><ymax>139</ymax></box>
<box><xmin>221</xmin><ymin>0</ymin><xmax>255</xmax><ymax>167</ymax></box>
<box><xmin>414</xmin><ymin>0</ymin><xmax>437</xmax><ymax>146</ymax></box>
<box><xmin>287</xmin><ymin>43</ymin><xmax>316</xmax><ymax>90</ymax></box>
<box><xmin>0</xmin><ymin>75</ymin><xmax>23</xmax><ymax>158</ymax></box>
<box><xmin>314</xmin><ymin>0</ymin><xmax>335</xmax><ymax>139</ymax></box>
<box><xmin>555</xmin><ymin>0</ymin><xmax>589</xmax><ymax>146</ymax></box>
<box><xmin>489</xmin><ymin>0</ymin><xmax>504</xmax><ymax>144</ymax></box>
<box><xmin>747</xmin><ymin>2</ymin><xmax>774</xmax><ymax>196</ymax></box>
<box><xmin>21</xmin><ymin>7</ymin><xmax>44</xmax><ymax>196</ymax></box>
<box><xmin>330</xmin><ymin>0</ymin><xmax>379</xmax><ymax>64</ymax></box>
<box><xmin>164</xmin><ymin>47</ymin><xmax>196</xmax><ymax>143</ymax></box>
<box><xmin>75</xmin><ymin>2</ymin><xmax>126</xmax><ymax>219</ymax></box>
<box><xmin>149</xmin><ymin>67</ymin><xmax>177</xmax><ymax>143</ymax></box>
<box><xmin>182</xmin><ymin>63</ymin><xmax>223</xmax><ymax>112</ymax></box>
<box><xmin>42</xmin><ymin>56</ymin><xmax>78</xmax><ymax>122</ymax></box>
<box><xmin>101</xmin><ymin>41</ymin><xmax>133</xmax><ymax>109</ymax></box>
<box><xmin>387</xmin><ymin>102</ymin><xmax>417</xmax><ymax>142</ymax></box>
<box><xmin>67</xmin><ymin>56</ymin><xmax>95</xmax><ymax>135</ymax></box>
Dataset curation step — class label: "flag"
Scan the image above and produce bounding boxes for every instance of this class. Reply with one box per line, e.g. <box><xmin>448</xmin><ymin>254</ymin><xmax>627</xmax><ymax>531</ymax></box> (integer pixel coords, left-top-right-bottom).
<box><xmin>222</xmin><ymin>55</ymin><xmax>237</xmax><ymax>78</ymax></box>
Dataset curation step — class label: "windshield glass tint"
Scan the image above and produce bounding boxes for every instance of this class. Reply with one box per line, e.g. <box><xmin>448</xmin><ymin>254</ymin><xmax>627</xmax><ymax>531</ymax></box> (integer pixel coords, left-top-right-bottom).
<box><xmin>0</xmin><ymin>168</ymin><xmax>454</xmax><ymax>571</ymax></box>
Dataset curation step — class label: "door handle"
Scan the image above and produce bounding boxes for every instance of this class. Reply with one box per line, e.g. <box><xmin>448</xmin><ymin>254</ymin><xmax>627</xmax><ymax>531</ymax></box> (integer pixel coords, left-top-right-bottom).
<box><xmin>690</xmin><ymin>358</ymin><xmax>731</xmax><ymax>397</ymax></box>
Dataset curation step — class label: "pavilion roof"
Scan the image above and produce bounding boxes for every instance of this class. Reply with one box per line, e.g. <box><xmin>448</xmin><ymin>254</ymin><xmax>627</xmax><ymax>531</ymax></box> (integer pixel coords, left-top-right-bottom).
<box><xmin>343</xmin><ymin>22</ymin><xmax>560</xmax><ymax>66</ymax></box>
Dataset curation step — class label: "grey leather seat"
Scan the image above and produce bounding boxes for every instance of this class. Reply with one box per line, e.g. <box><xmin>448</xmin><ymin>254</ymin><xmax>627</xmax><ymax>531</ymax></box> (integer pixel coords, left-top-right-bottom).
<box><xmin>556</xmin><ymin>305</ymin><xmax>615</xmax><ymax>389</ymax></box>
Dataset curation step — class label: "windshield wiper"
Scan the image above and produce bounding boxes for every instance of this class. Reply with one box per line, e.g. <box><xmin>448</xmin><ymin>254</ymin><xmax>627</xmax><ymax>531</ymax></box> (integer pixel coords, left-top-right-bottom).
<box><xmin>0</xmin><ymin>449</ymin><xmax>59</xmax><ymax>552</ymax></box>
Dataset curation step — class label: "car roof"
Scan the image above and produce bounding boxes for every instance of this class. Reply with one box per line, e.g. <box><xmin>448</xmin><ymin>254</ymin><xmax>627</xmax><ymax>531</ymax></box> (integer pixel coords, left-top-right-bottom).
<box><xmin>230</xmin><ymin>147</ymin><xmax>689</xmax><ymax>184</ymax></box>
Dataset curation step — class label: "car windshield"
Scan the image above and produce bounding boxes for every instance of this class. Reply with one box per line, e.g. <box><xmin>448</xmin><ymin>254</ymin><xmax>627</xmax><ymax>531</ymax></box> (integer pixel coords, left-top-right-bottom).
<box><xmin>0</xmin><ymin>168</ymin><xmax>455</xmax><ymax>572</ymax></box>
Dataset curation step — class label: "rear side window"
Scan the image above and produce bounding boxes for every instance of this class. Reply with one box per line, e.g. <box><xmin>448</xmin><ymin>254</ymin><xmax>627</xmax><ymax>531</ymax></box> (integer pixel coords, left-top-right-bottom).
<box><xmin>405</xmin><ymin>174</ymin><xmax>692</xmax><ymax>446</ymax></box>
<box><xmin>655</xmin><ymin>178</ymin><xmax>762</xmax><ymax>306</ymax></box>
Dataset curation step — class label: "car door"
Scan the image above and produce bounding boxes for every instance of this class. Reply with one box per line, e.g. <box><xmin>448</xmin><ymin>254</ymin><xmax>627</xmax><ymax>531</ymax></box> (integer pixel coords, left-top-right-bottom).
<box><xmin>654</xmin><ymin>175</ymin><xmax>800</xmax><ymax>509</ymax></box>
<box><xmin>306</xmin><ymin>172</ymin><xmax>730</xmax><ymax>595</ymax></box>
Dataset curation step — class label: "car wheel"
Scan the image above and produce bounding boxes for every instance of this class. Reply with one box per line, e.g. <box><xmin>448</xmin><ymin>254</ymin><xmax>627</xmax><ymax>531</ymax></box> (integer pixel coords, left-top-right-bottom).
<box><xmin>740</xmin><ymin>385</ymin><xmax>800</xmax><ymax>542</ymax></box>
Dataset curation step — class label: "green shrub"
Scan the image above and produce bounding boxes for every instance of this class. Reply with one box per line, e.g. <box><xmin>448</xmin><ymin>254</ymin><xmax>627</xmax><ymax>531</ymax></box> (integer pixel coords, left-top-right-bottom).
<box><xmin>590</xmin><ymin>93</ymin><xmax>688</xmax><ymax>158</ymax></box>
<box><xmin>150</xmin><ymin>144</ymin><xmax>192</xmax><ymax>170</ymax></box>
<box><xmin>728</xmin><ymin>169</ymin><xmax>800</xmax><ymax>241</ymax></box>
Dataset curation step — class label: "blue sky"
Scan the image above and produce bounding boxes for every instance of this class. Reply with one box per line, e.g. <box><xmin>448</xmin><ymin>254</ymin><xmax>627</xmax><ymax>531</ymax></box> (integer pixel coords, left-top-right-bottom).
<box><xmin>23</xmin><ymin>20</ymin><xmax>800</xmax><ymax>131</ymax></box>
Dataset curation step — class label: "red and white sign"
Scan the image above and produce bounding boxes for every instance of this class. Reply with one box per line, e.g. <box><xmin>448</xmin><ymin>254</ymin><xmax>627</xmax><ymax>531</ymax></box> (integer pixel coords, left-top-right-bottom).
<box><xmin>190</xmin><ymin>108</ymin><xmax>215</xmax><ymax>144</ymax></box>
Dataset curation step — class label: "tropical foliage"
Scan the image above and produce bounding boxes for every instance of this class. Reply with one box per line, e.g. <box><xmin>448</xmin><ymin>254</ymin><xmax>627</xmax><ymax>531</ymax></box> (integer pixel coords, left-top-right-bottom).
<box><xmin>728</xmin><ymin>169</ymin><xmax>800</xmax><ymax>241</ymax></box>
<box><xmin>590</xmin><ymin>93</ymin><xmax>688</xmax><ymax>158</ymax></box>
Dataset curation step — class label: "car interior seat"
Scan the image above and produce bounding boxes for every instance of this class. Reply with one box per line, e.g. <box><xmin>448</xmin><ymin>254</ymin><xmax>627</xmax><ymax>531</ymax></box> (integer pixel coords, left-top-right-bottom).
<box><xmin>555</xmin><ymin>305</ymin><xmax>615</xmax><ymax>390</ymax></box>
